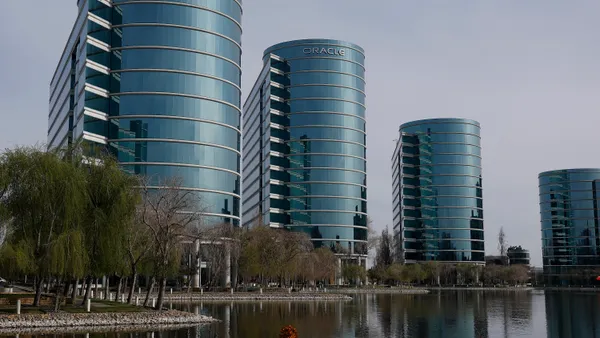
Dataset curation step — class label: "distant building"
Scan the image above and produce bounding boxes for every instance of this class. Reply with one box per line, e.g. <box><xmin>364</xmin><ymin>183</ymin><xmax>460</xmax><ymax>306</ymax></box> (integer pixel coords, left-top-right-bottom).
<box><xmin>539</xmin><ymin>168</ymin><xmax>600</xmax><ymax>285</ymax></box>
<box><xmin>507</xmin><ymin>246</ymin><xmax>530</xmax><ymax>265</ymax></box>
<box><xmin>392</xmin><ymin>118</ymin><xmax>485</xmax><ymax>264</ymax></box>
<box><xmin>485</xmin><ymin>255</ymin><xmax>509</xmax><ymax>266</ymax></box>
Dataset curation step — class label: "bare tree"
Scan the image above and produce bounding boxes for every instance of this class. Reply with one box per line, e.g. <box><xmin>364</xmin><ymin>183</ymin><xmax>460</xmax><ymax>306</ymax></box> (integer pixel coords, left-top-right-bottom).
<box><xmin>498</xmin><ymin>227</ymin><xmax>507</xmax><ymax>257</ymax></box>
<box><xmin>124</xmin><ymin>211</ymin><xmax>152</xmax><ymax>304</ymax></box>
<box><xmin>139</xmin><ymin>177</ymin><xmax>203</xmax><ymax>310</ymax></box>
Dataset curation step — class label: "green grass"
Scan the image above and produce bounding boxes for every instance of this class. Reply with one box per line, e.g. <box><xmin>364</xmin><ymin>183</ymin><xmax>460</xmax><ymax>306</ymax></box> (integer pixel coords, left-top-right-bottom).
<box><xmin>0</xmin><ymin>299</ymin><xmax>144</xmax><ymax>315</ymax></box>
<box><xmin>0</xmin><ymin>293</ymin><xmax>36</xmax><ymax>300</ymax></box>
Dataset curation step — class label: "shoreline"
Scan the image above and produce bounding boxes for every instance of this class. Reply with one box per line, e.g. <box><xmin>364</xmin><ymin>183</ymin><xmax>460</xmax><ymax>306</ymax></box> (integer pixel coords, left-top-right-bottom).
<box><xmin>424</xmin><ymin>287</ymin><xmax>535</xmax><ymax>292</ymax></box>
<box><xmin>0</xmin><ymin>310</ymin><xmax>216</xmax><ymax>333</ymax></box>
<box><xmin>161</xmin><ymin>292</ymin><xmax>352</xmax><ymax>302</ymax></box>
<box><xmin>329</xmin><ymin>288</ymin><xmax>429</xmax><ymax>294</ymax></box>
<box><xmin>0</xmin><ymin>322</ymin><xmax>210</xmax><ymax>336</ymax></box>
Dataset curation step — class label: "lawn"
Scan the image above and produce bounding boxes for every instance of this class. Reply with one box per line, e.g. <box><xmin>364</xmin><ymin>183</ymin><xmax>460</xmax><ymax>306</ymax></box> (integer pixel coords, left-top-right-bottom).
<box><xmin>0</xmin><ymin>296</ymin><xmax>144</xmax><ymax>315</ymax></box>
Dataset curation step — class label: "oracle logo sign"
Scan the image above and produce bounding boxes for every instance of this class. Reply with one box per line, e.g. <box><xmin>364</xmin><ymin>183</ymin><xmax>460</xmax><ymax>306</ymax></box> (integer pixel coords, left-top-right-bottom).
<box><xmin>303</xmin><ymin>47</ymin><xmax>346</xmax><ymax>56</ymax></box>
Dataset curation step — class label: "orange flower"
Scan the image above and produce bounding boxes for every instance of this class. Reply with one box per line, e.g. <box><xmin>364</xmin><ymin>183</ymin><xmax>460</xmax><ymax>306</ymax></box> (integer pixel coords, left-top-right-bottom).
<box><xmin>279</xmin><ymin>325</ymin><xmax>298</xmax><ymax>338</ymax></box>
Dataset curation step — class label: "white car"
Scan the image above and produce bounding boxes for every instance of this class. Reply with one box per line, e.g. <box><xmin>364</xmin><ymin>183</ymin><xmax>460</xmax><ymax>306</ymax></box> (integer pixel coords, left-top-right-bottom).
<box><xmin>0</xmin><ymin>277</ymin><xmax>6</xmax><ymax>284</ymax></box>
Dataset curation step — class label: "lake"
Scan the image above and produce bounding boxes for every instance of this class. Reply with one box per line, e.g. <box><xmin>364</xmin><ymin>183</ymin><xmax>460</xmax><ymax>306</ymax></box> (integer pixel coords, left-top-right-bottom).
<box><xmin>5</xmin><ymin>290</ymin><xmax>600</xmax><ymax>337</ymax></box>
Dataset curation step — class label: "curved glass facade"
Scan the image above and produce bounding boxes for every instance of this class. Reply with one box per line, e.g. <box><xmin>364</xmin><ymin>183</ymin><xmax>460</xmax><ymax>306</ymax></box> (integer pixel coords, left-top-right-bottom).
<box><xmin>242</xmin><ymin>39</ymin><xmax>367</xmax><ymax>256</ymax></box>
<box><xmin>539</xmin><ymin>169</ymin><xmax>600</xmax><ymax>284</ymax></box>
<box><xmin>48</xmin><ymin>0</ymin><xmax>242</xmax><ymax>226</ymax></box>
<box><xmin>392</xmin><ymin>118</ymin><xmax>484</xmax><ymax>263</ymax></box>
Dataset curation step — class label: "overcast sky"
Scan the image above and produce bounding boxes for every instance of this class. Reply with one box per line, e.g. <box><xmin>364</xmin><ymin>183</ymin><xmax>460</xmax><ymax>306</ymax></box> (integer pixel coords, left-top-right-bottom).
<box><xmin>1</xmin><ymin>1</ymin><xmax>599</xmax><ymax>266</ymax></box>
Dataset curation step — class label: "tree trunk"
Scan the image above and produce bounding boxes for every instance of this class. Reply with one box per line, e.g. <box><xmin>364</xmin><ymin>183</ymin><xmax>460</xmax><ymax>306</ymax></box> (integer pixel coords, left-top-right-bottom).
<box><xmin>143</xmin><ymin>276</ymin><xmax>155</xmax><ymax>307</ymax></box>
<box><xmin>127</xmin><ymin>271</ymin><xmax>137</xmax><ymax>304</ymax></box>
<box><xmin>70</xmin><ymin>279</ymin><xmax>78</xmax><ymax>305</ymax></box>
<box><xmin>33</xmin><ymin>276</ymin><xmax>44</xmax><ymax>307</ymax></box>
<box><xmin>115</xmin><ymin>276</ymin><xmax>123</xmax><ymax>303</ymax></box>
<box><xmin>104</xmin><ymin>276</ymin><xmax>109</xmax><ymax>300</ymax></box>
<box><xmin>54</xmin><ymin>280</ymin><xmax>64</xmax><ymax>312</ymax></box>
<box><xmin>82</xmin><ymin>276</ymin><xmax>93</xmax><ymax>306</ymax></box>
<box><xmin>45</xmin><ymin>277</ymin><xmax>51</xmax><ymax>294</ymax></box>
<box><xmin>79</xmin><ymin>278</ymin><xmax>86</xmax><ymax>296</ymax></box>
<box><xmin>63</xmin><ymin>279</ymin><xmax>71</xmax><ymax>298</ymax></box>
<box><xmin>94</xmin><ymin>277</ymin><xmax>99</xmax><ymax>298</ymax></box>
<box><xmin>156</xmin><ymin>276</ymin><xmax>167</xmax><ymax>311</ymax></box>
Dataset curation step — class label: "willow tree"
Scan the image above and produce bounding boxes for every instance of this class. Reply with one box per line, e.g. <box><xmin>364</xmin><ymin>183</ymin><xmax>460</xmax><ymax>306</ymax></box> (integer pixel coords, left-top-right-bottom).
<box><xmin>81</xmin><ymin>151</ymin><xmax>140</xmax><ymax>305</ymax></box>
<box><xmin>1</xmin><ymin>147</ymin><xmax>87</xmax><ymax>306</ymax></box>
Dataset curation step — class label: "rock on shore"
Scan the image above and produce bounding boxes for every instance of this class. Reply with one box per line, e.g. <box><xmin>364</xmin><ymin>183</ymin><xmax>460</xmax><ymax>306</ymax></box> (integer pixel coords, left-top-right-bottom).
<box><xmin>0</xmin><ymin>310</ymin><xmax>216</xmax><ymax>329</ymax></box>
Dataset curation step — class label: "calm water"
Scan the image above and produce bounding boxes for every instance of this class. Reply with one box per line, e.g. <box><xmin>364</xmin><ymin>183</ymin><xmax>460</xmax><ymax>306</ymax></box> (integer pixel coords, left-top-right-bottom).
<box><xmin>6</xmin><ymin>291</ymin><xmax>600</xmax><ymax>338</ymax></box>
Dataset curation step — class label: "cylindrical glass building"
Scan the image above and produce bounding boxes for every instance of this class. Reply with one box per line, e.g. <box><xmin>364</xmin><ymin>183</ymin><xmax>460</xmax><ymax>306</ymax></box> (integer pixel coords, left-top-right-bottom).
<box><xmin>392</xmin><ymin>118</ymin><xmax>484</xmax><ymax>263</ymax></box>
<box><xmin>104</xmin><ymin>0</ymin><xmax>242</xmax><ymax>225</ymax></box>
<box><xmin>539</xmin><ymin>169</ymin><xmax>600</xmax><ymax>285</ymax></box>
<box><xmin>242</xmin><ymin>39</ymin><xmax>367</xmax><ymax>258</ymax></box>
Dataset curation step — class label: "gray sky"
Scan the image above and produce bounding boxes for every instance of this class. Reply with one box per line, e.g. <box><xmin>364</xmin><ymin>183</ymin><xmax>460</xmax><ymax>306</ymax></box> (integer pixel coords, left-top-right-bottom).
<box><xmin>2</xmin><ymin>1</ymin><xmax>599</xmax><ymax>266</ymax></box>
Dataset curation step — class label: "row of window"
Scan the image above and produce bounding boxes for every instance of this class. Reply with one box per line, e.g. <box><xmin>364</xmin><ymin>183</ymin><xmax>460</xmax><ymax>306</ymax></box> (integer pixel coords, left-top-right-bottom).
<box><xmin>287</xmin><ymin>226</ymin><xmax>367</xmax><ymax>241</ymax></box>
<box><xmin>540</xmin><ymin>192</ymin><xmax>600</xmax><ymax>202</ymax></box>
<box><xmin>286</xmin><ymin>197</ymin><xmax>366</xmax><ymax>213</ymax></box>
<box><xmin>402</xmin><ymin>143</ymin><xmax>481</xmax><ymax>156</ymax></box>
<box><xmin>402</xmin><ymin>165</ymin><xmax>482</xmax><ymax>177</ymax></box>
<box><xmin>401</xmin><ymin>133</ymin><xmax>481</xmax><ymax>145</ymax></box>
<box><xmin>403</xmin><ymin>218</ymin><xmax>484</xmax><ymax>229</ymax></box>
<box><xmin>541</xmin><ymin>210</ymin><xmax>600</xmax><ymax>220</ymax></box>
<box><xmin>287</xmin><ymin>112</ymin><xmax>365</xmax><ymax>129</ymax></box>
<box><xmin>119</xmin><ymin>48</ymin><xmax>241</xmax><ymax>85</ymax></box>
<box><xmin>404</xmin><ymin>229</ymin><xmax>484</xmax><ymax>240</ymax></box>
<box><xmin>404</xmin><ymin>251</ymin><xmax>485</xmax><ymax>262</ymax></box>
<box><xmin>84</xmin><ymin>115</ymin><xmax>240</xmax><ymax>147</ymax></box>
<box><xmin>113</xmin><ymin>0</ymin><xmax>243</xmax><ymax>24</ymax></box>
<box><xmin>286</xmin><ymin>141</ymin><xmax>366</xmax><ymax>158</ymax></box>
<box><xmin>110</xmin><ymin>140</ymin><xmax>240</xmax><ymax>172</ymax></box>
<box><xmin>285</xmin><ymin>183</ymin><xmax>366</xmax><ymax>199</ymax></box>
<box><xmin>402</xmin><ymin>186</ymin><xmax>482</xmax><ymax>197</ymax></box>
<box><xmin>539</xmin><ymin>182</ymin><xmax>600</xmax><ymax>193</ymax></box>
<box><xmin>286</xmin><ymin>168</ymin><xmax>366</xmax><ymax>185</ymax></box>
<box><xmin>402</xmin><ymin>175</ymin><xmax>482</xmax><ymax>187</ymax></box>
<box><xmin>120</xmin><ymin>163</ymin><xmax>239</xmax><ymax>193</ymax></box>
<box><xmin>403</xmin><ymin>196</ymin><xmax>483</xmax><ymax>208</ymax></box>
<box><xmin>404</xmin><ymin>240</ymin><xmax>484</xmax><ymax>251</ymax></box>
<box><xmin>116</xmin><ymin>2</ymin><xmax>242</xmax><ymax>43</ymax></box>
<box><xmin>116</xmin><ymin>71</ymin><xmax>240</xmax><ymax>106</ymax></box>
<box><xmin>288</xmin><ymin>86</ymin><xmax>364</xmax><ymax>104</ymax></box>
<box><xmin>288</xmin><ymin>72</ymin><xmax>365</xmax><ymax>90</ymax></box>
<box><xmin>401</xmin><ymin>122</ymin><xmax>480</xmax><ymax>135</ymax></box>
<box><xmin>113</xmin><ymin>94</ymin><xmax>241</xmax><ymax>128</ymax></box>
<box><xmin>289</xmin><ymin>99</ymin><xmax>365</xmax><ymax>118</ymax></box>
<box><xmin>116</xmin><ymin>26</ymin><xmax>241</xmax><ymax>64</ymax></box>
<box><xmin>540</xmin><ymin>201</ymin><xmax>600</xmax><ymax>211</ymax></box>
<box><xmin>402</xmin><ymin>208</ymin><xmax>483</xmax><ymax>219</ymax></box>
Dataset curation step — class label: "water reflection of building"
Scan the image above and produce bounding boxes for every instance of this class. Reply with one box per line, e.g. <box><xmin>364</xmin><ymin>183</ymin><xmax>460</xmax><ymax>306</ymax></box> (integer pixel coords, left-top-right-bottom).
<box><xmin>545</xmin><ymin>292</ymin><xmax>600</xmax><ymax>338</ymax></box>
<box><xmin>538</xmin><ymin>169</ymin><xmax>600</xmax><ymax>285</ymax></box>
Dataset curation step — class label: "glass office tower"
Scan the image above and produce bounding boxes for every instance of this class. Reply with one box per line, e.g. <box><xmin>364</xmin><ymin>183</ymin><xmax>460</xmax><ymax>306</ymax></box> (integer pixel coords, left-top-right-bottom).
<box><xmin>539</xmin><ymin>169</ymin><xmax>600</xmax><ymax>285</ymax></box>
<box><xmin>392</xmin><ymin>118</ymin><xmax>484</xmax><ymax>263</ymax></box>
<box><xmin>47</xmin><ymin>0</ymin><xmax>242</xmax><ymax>226</ymax></box>
<box><xmin>242</xmin><ymin>39</ymin><xmax>368</xmax><ymax>260</ymax></box>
